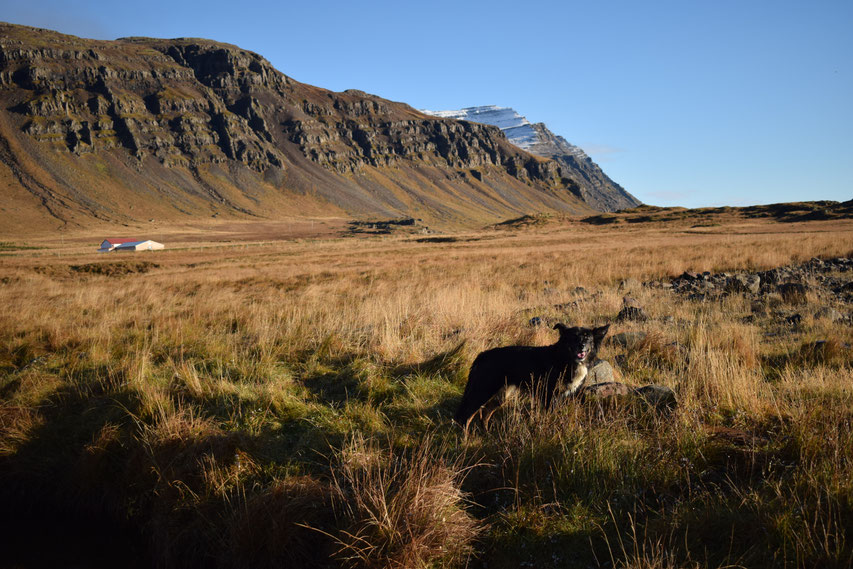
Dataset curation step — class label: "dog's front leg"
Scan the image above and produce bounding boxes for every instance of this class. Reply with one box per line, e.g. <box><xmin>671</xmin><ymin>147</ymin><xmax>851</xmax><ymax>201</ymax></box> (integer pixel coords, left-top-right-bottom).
<box><xmin>542</xmin><ymin>372</ymin><xmax>560</xmax><ymax>409</ymax></box>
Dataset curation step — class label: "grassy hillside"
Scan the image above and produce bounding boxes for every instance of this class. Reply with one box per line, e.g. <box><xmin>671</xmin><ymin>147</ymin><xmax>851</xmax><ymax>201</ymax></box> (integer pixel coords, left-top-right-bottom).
<box><xmin>1</xmin><ymin>216</ymin><xmax>852</xmax><ymax>568</ymax></box>
<box><xmin>0</xmin><ymin>22</ymin><xmax>594</xmax><ymax>235</ymax></box>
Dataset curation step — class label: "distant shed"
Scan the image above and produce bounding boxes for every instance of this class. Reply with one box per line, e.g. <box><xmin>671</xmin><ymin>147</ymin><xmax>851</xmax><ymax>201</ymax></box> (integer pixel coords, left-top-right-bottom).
<box><xmin>114</xmin><ymin>240</ymin><xmax>165</xmax><ymax>252</ymax></box>
<box><xmin>99</xmin><ymin>238</ymin><xmax>139</xmax><ymax>253</ymax></box>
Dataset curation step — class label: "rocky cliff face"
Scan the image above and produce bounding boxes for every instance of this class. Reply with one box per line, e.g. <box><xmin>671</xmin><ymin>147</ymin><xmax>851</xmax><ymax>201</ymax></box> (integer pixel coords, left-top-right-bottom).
<box><xmin>526</xmin><ymin>123</ymin><xmax>641</xmax><ymax>212</ymax></box>
<box><xmin>421</xmin><ymin>106</ymin><xmax>641</xmax><ymax>212</ymax></box>
<box><xmin>0</xmin><ymin>23</ymin><xmax>593</xmax><ymax>233</ymax></box>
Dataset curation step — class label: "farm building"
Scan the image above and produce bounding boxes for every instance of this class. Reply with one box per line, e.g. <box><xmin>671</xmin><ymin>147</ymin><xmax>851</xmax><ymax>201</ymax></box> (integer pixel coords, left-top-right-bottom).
<box><xmin>99</xmin><ymin>238</ymin><xmax>164</xmax><ymax>252</ymax></box>
<box><xmin>99</xmin><ymin>238</ymin><xmax>138</xmax><ymax>252</ymax></box>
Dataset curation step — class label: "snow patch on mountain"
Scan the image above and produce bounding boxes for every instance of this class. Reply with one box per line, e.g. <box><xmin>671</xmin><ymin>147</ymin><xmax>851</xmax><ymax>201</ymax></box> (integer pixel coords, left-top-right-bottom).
<box><xmin>420</xmin><ymin>105</ymin><xmax>539</xmax><ymax>150</ymax></box>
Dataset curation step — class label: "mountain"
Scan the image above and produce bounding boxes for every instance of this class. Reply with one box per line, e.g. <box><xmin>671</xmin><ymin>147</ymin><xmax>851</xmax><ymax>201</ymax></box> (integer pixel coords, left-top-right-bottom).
<box><xmin>0</xmin><ymin>23</ymin><xmax>599</xmax><ymax>235</ymax></box>
<box><xmin>424</xmin><ymin>106</ymin><xmax>540</xmax><ymax>149</ymax></box>
<box><xmin>420</xmin><ymin>106</ymin><xmax>641</xmax><ymax>212</ymax></box>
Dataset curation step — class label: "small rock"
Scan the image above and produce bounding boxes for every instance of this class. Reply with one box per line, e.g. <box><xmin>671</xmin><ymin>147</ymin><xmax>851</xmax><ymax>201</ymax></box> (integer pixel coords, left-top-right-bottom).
<box><xmin>18</xmin><ymin>356</ymin><xmax>47</xmax><ymax>372</ymax></box>
<box><xmin>784</xmin><ymin>313</ymin><xmax>802</xmax><ymax>326</ymax></box>
<box><xmin>617</xmin><ymin>306</ymin><xmax>648</xmax><ymax>322</ymax></box>
<box><xmin>581</xmin><ymin>381</ymin><xmax>632</xmax><ymax>399</ymax></box>
<box><xmin>529</xmin><ymin>316</ymin><xmax>544</xmax><ymax>327</ymax></box>
<box><xmin>622</xmin><ymin>296</ymin><xmax>642</xmax><ymax>308</ymax></box>
<box><xmin>726</xmin><ymin>274</ymin><xmax>761</xmax><ymax>295</ymax></box>
<box><xmin>580</xmin><ymin>382</ymin><xmax>678</xmax><ymax>413</ymax></box>
<box><xmin>634</xmin><ymin>385</ymin><xmax>678</xmax><ymax>411</ymax></box>
<box><xmin>609</xmin><ymin>331</ymin><xmax>648</xmax><ymax>349</ymax></box>
<box><xmin>745</xmin><ymin>275</ymin><xmax>762</xmax><ymax>293</ymax></box>
<box><xmin>814</xmin><ymin>307</ymin><xmax>845</xmax><ymax>322</ymax></box>
<box><xmin>807</xmin><ymin>257</ymin><xmax>825</xmax><ymax>269</ymax></box>
<box><xmin>587</xmin><ymin>360</ymin><xmax>616</xmax><ymax>383</ymax></box>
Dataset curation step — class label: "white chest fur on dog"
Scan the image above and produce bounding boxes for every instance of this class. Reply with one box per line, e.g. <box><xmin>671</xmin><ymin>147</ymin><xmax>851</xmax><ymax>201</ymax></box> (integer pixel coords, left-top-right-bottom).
<box><xmin>563</xmin><ymin>363</ymin><xmax>588</xmax><ymax>398</ymax></box>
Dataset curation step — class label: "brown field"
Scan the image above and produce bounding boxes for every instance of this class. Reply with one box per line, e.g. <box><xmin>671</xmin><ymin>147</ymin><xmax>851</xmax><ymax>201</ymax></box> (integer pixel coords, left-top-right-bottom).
<box><xmin>1</xmin><ymin>215</ymin><xmax>852</xmax><ymax>568</ymax></box>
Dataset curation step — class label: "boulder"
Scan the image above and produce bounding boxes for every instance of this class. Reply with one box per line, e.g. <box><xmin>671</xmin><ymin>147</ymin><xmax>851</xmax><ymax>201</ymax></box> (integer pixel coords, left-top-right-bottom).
<box><xmin>814</xmin><ymin>307</ymin><xmax>845</xmax><ymax>322</ymax></box>
<box><xmin>783</xmin><ymin>312</ymin><xmax>802</xmax><ymax>326</ymax></box>
<box><xmin>587</xmin><ymin>360</ymin><xmax>617</xmax><ymax>383</ymax></box>
<box><xmin>609</xmin><ymin>331</ymin><xmax>647</xmax><ymax>349</ymax></box>
<box><xmin>617</xmin><ymin>298</ymin><xmax>648</xmax><ymax>322</ymax></box>
<box><xmin>634</xmin><ymin>385</ymin><xmax>678</xmax><ymax>411</ymax></box>
<box><xmin>726</xmin><ymin>274</ymin><xmax>761</xmax><ymax>294</ymax></box>
<box><xmin>579</xmin><ymin>382</ymin><xmax>678</xmax><ymax>412</ymax></box>
<box><xmin>581</xmin><ymin>381</ymin><xmax>632</xmax><ymax>399</ymax></box>
<box><xmin>616</xmin><ymin>306</ymin><xmax>648</xmax><ymax>322</ymax></box>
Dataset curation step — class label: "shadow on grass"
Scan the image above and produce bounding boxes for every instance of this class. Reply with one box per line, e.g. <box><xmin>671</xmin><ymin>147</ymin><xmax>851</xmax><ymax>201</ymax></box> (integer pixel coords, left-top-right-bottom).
<box><xmin>1</xmin><ymin>378</ymin><xmax>343</xmax><ymax>568</ymax></box>
<box><xmin>391</xmin><ymin>342</ymin><xmax>468</xmax><ymax>380</ymax></box>
<box><xmin>0</xmin><ymin>382</ymin><xmax>150</xmax><ymax>568</ymax></box>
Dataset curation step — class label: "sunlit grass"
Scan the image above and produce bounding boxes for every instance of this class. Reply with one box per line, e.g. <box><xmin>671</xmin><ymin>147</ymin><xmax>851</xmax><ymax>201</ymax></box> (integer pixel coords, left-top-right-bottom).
<box><xmin>1</xmin><ymin>218</ymin><xmax>851</xmax><ymax>568</ymax></box>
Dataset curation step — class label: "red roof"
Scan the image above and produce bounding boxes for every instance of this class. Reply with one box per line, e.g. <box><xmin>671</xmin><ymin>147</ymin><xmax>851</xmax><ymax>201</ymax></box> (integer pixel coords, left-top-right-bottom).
<box><xmin>103</xmin><ymin>238</ymin><xmax>140</xmax><ymax>245</ymax></box>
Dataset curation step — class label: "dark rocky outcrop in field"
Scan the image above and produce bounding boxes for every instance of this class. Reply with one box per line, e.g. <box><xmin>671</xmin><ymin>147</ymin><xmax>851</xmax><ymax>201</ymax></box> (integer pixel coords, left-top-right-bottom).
<box><xmin>0</xmin><ymin>22</ymin><xmax>595</xmax><ymax>233</ymax></box>
<box><xmin>649</xmin><ymin>257</ymin><xmax>853</xmax><ymax>307</ymax></box>
<box><xmin>581</xmin><ymin>201</ymin><xmax>853</xmax><ymax>226</ymax></box>
<box><xmin>641</xmin><ymin>257</ymin><xmax>853</xmax><ymax>335</ymax></box>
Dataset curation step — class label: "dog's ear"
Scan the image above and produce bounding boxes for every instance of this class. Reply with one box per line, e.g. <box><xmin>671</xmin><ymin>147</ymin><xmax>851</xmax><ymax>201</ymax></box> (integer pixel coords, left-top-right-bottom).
<box><xmin>554</xmin><ymin>323</ymin><xmax>578</xmax><ymax>338</ymax></box>
<box><xmin>593</xmin><ymin>324</ymin><xmax>610</xmax><ymax>347</ymax></box>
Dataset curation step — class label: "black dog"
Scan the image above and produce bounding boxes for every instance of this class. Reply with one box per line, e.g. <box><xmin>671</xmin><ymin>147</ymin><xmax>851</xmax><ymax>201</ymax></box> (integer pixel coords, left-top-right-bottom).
<box><xmin>454</xmin><ymin>323</ymin><xmax>610</xmax><ymax>427</ymax></box>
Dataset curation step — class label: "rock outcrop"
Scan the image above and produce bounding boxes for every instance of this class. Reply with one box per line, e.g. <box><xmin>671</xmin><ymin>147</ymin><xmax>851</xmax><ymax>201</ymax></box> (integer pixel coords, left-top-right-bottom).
<box><xmin>644</xmin><ymin>257</ymin><xmax>853</xmax><ymax>328</ymax></box>
<box><xmin>655</xmin><ymin>257</ymin><xmax>853</xmax><ymax>306</ymax></box>
<box><xmin>525</xmin><ymin>123</ymin><xmax>641</xmax><ymax>212</ymax></box>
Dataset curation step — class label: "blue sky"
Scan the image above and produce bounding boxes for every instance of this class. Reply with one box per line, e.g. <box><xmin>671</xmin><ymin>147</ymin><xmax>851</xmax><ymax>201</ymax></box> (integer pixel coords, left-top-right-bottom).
<box><xmin>3</xmin><ymin>0</ymin><xmax>851</xmax><ymax>208</ymax></box>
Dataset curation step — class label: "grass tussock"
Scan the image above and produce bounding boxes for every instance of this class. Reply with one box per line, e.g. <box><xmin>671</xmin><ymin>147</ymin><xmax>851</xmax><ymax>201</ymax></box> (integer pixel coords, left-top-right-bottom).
<box><xmin>0</xmin><ymin>218</ymin><xmax>852</xmax><ymax>567</ymax></box>
<box><xmin>330</xmin><ymin>434</ymin><xmax>480</xmax><ymax>568</ymax></box>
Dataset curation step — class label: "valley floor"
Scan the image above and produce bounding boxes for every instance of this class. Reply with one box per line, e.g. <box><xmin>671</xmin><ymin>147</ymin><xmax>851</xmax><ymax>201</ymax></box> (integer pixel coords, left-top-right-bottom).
<box><xmin>1</xmin><ymin>216</ymin><xmax>852</xmax><ymax>568</ymax></box>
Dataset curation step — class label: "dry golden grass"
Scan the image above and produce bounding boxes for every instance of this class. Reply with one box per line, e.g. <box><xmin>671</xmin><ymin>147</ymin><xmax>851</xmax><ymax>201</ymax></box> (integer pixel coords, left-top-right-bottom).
<box><xmin>1</xmin><ymin>216</ymin><xmax>851</xmax><ymax>568</ymax></box>
<box><xmin>330</xmin><ymin>434</ymin><xmax>480</xmax><ymax>569</ymax></box>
